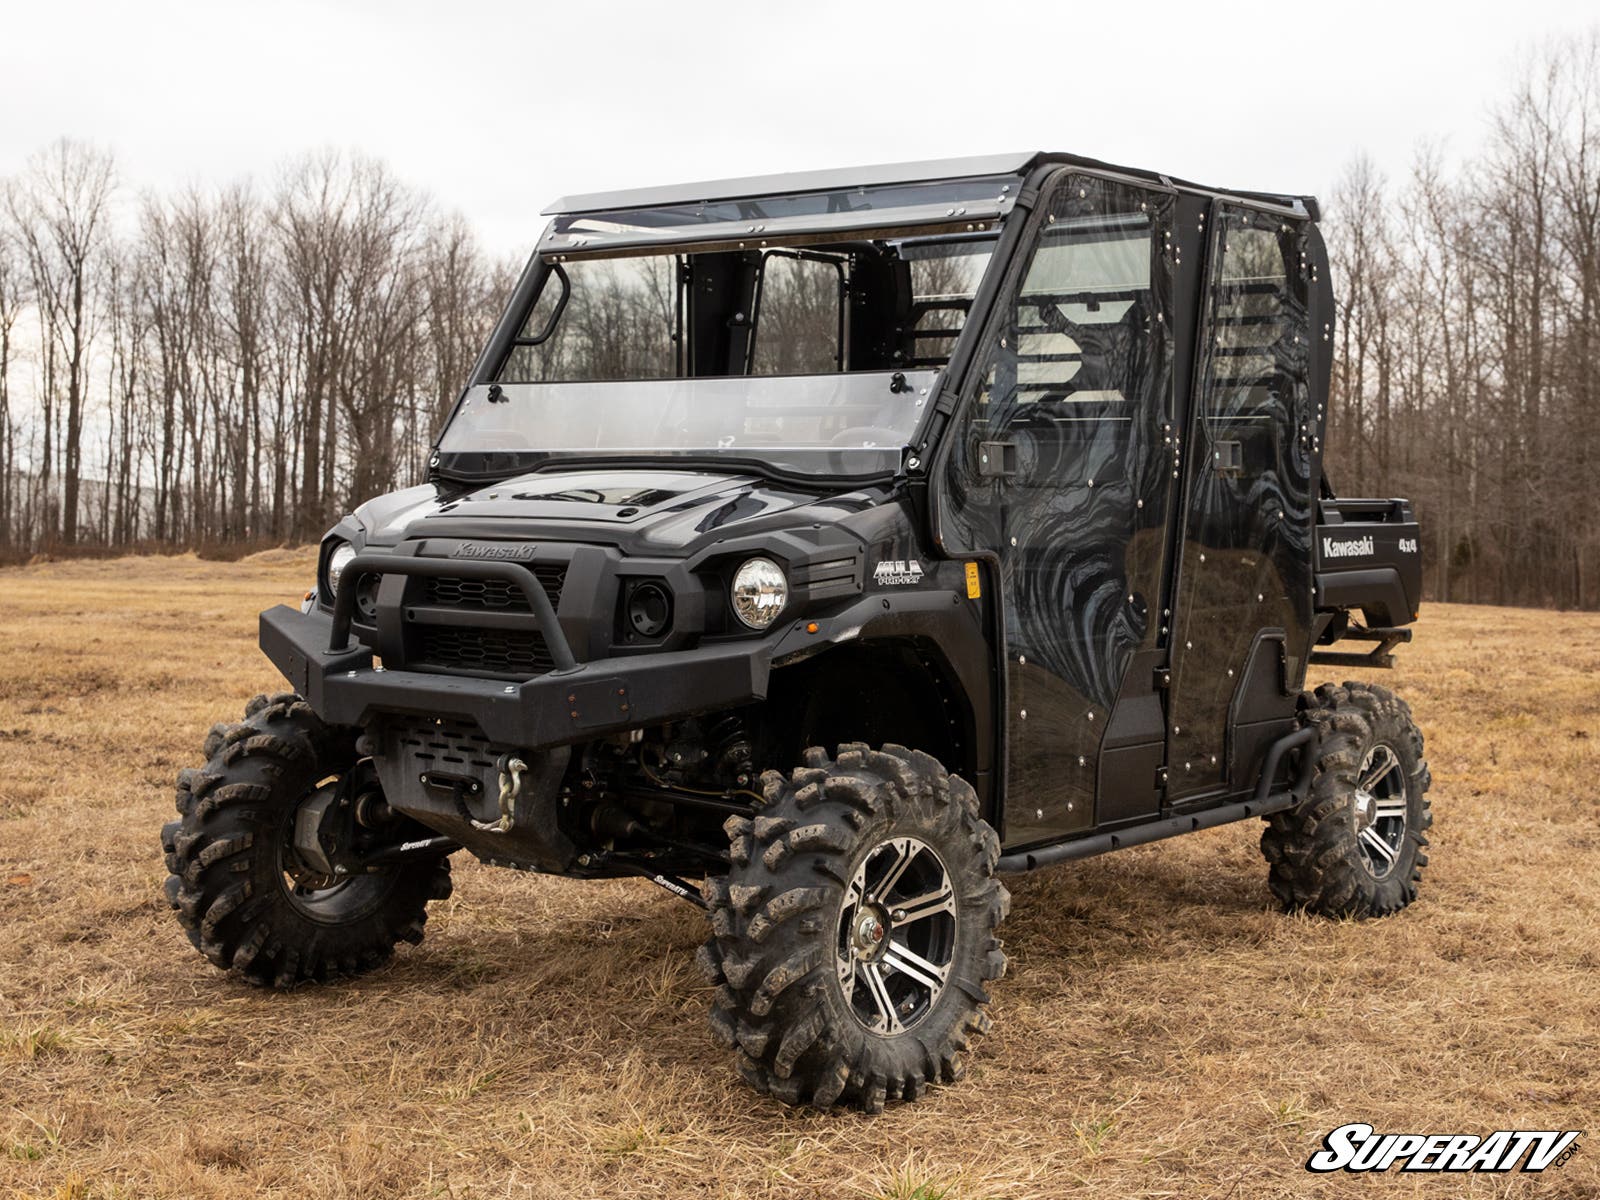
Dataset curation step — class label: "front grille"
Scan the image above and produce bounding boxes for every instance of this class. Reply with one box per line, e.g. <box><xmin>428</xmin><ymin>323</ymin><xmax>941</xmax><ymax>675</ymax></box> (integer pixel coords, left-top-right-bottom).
<box><xmin>386</xmin><ymin>714</ymin><xmax>500</xmax><ymax>771</ymax></box>
<box><xmin>425</xmin><ymin>566</ymin><xmax>566</xmax><ymax>612</ymax></box>
<box><xmin>414</xmin><ymin>626</ymin><xmax>557</xmax><ymax>676</ymax></box>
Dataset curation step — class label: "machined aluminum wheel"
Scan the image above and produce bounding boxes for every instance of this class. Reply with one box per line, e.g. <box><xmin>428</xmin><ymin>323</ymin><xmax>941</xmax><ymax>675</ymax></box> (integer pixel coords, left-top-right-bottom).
<box><xmin>700</xmin><ymin>743</ymin><xmax>1008</xmax><ymax>1110</ymax></box>
<box><xmin>1261</xmin><ymin>681</ymin><xmax>1432</xmax><ymax>918</ymax></box>
<box><xmin>836</xmin><ymin>836</ymin><xmax>957</xmax><ymax>1035</ymax></box>
<box><xmin>1352</xmin><ymin>743</ymin><xmax>1408</xmax><ymax>879</ymax></box>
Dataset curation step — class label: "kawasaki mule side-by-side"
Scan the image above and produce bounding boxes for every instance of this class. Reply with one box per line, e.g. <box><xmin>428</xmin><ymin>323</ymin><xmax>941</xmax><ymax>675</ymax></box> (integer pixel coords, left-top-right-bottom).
<box><xmin>161</xmin><ymin>151</ymin><xmax>1431</xmax><ymax>1110</ymax></box>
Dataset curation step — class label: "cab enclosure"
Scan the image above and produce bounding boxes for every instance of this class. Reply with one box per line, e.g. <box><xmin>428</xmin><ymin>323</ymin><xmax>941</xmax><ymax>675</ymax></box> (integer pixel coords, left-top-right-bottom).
<box><xmin>257</xmin><ymin>151</ymin><xmax>1421</xmax><ymax>882</ymax></box>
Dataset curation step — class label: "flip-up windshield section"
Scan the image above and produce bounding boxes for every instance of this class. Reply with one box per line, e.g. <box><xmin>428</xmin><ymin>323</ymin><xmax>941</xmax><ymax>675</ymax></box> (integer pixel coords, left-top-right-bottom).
<box><xmin>438</xmin><ymin>370</ymin><xmax>941</xmax><ymax>456</ymax></box>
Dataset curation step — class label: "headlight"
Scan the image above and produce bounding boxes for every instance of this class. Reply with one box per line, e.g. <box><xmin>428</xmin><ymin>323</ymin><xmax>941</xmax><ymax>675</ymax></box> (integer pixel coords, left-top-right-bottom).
<box><xmin>730</xmin><ymin>557</ymin><xmax>788</xmax><ymax>629</ymax></box>
<box><xmin>326</xmin><ymin>542</ymin><xmax>357</xmax><ymax>597</ymax></box>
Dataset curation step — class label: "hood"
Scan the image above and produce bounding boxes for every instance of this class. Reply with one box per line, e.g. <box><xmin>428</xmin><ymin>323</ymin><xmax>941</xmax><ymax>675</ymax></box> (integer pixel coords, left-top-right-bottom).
<box><xmin>353</xmin><ymin>467</ymin><xmax>880</xmax><ymax>556</ymax></box>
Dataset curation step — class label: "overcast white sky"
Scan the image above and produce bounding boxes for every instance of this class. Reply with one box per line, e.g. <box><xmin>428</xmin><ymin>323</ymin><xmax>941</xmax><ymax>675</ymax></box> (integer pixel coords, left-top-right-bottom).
<box><xmin>1</xmin><ymin>0</ymin><xmax>1595</xmax><ymax>258</ymax></box>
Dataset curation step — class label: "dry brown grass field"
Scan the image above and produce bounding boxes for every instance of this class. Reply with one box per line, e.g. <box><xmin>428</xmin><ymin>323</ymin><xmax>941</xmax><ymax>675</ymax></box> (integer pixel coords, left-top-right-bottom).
<box><xmin>1</xmin><ymin>551</ymin><xmax>1596</xmax><ymax>1199</ymax></box>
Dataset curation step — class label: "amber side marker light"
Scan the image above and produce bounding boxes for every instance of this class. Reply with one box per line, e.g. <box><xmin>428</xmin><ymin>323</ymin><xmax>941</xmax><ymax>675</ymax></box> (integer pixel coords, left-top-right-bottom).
<box><xmin>806</xmin><ymin>622</ymin><xmax>819</xmax><ymax>634</ymax></box>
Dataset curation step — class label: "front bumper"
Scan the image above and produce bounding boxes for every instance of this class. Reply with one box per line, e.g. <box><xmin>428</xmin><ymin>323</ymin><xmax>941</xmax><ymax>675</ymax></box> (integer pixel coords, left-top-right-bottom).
<box><xmin>261</xmin><ymin>603</ymin><xmax>771</xmax><ymax>748</ymax></box>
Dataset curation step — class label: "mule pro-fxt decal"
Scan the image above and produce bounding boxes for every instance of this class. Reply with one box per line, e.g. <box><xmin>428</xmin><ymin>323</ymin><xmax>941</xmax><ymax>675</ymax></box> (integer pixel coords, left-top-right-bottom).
<box><xmin>872</xmin><ymin>559</ymin><xmax>925</xmax><ymax>586</ymax></box>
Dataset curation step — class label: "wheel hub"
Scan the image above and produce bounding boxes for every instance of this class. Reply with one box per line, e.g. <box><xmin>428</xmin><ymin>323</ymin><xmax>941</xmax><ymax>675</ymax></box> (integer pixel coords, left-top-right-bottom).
<box><xmin>851</xmin><ymin>905</ymin><xmax>890</xmax><ymax>960</ymax></box>
<box><xmin>279</xmin><ymin>779</ymin><xmax>358</xmax><ymax>909</ymax></box>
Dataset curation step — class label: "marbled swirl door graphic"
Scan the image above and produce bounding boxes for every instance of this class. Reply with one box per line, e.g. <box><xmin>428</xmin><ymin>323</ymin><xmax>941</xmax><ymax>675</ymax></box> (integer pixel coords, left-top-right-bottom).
<box><xmin>1167</xmin><ymin>207</ymin><xmax>1315</xmax><ymax>798</ymax></box>
<box><xmin>942</xmin><ymin>173</ymin><xmax>1176</xmax><ymax>846</ymax></box>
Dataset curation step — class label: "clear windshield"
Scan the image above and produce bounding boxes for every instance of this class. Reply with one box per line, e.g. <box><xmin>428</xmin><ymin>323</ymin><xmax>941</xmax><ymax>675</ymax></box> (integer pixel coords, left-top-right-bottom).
<box><xmin>496</xmin><ymin>236</ymin><xmax>995</xmax><ymax>385</ymax></box>
<box><xmin>436</xmin><ymin>371</ymin><xmax>941</xmax><ymax>454</ymax></box>
<box><xmin>438</xmin><ymin>224</ymin><xmax>999</xmax><ymax>475</ymax></box>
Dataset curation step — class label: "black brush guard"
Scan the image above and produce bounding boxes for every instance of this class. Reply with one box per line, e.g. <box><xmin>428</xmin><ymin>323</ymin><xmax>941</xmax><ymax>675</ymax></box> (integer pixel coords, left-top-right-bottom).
<box><xmin>261</xmin><ymin>553</ymin><xmax>767</xmax><ymax>750</ymax></box>
<box><xmin>328</xmin><ymin>554</ymin><xmax>578</xmax><ymax>671</ymax></box>
<box><xmin>261</xmin><ymin>553</ymin><xmax>765</xmax><ymax>872</ymax></box>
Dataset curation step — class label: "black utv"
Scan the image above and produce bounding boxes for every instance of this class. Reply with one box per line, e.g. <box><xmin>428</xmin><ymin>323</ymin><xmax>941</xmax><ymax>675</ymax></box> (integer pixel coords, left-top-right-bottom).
<box><xmin>162</xmin><ymin>152</ymin><xmax>1431</xmax><ymax>1111</ymax></box>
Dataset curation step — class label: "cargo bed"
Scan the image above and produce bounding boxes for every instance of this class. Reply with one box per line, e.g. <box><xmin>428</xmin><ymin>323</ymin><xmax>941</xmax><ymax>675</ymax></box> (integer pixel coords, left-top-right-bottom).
<box><xmin>1311</xmin><ymin>496</ymin><xmax>1422</xmax><ymax>667</ymax></box>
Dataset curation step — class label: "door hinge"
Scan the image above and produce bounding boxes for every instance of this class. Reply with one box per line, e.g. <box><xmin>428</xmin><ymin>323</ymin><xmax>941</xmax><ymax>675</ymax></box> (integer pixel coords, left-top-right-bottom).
<box><xmin>1153</xmin><ymin>666</ymin><xmax>1171</xmax><ymax>690</ymax></box>
<box><xmin>1155</xmin><ymin>765</ymin><xmax>1170</xmax><ymax>790</ymax></box>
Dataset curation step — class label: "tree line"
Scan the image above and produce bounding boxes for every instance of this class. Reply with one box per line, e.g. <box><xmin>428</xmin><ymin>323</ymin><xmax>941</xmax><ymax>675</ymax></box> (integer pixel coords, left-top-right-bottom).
<box><xmin>1324</xmin><ymin>34</ymin><xmax>1600</xmax><ymax>609</ymax></box>
<box><xmin>2</xmin><ymin>33</ymin><xmax>1598</xmax><ymax>610</ymax></box>
<box><xmin>0</xmin><ymin>148</ymin><xmax>513</xmax><ymax>560</ymax></box>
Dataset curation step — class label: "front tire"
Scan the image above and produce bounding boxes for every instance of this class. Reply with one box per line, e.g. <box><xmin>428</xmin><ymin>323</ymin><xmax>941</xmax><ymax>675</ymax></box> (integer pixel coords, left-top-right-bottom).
<box><xmin>1261</xmin><ymin>681</ymin><xmax>1432</xmax><ymax>917</ymax></box>
<box><xmin>699</xmin><ymin>743</ymin><xmax>1008</xmax><ymax>1111</ymax></box>
<box><xmin>160</xmin><ymin>692</ymin><xmax>452</xmax><ymax>986</ymax></box>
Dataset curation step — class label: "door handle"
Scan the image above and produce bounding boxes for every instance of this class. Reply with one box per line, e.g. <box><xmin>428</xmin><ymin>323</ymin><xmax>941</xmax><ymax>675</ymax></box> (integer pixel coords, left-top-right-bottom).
<box><xmin>1212</xmin><ymin>440</ymin><xmax>1243</xmax><ymax>475</ymax></box>
<box><xmin>977</xmin><ymin>441</ymin><xmax>1017</xmax><ymax>479</ymax></box>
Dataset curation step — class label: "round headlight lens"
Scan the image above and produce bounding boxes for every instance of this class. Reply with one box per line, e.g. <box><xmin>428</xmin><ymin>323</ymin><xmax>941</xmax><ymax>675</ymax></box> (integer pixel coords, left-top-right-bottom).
<box><xmin>326</xmin><ymin>542</ymin><xmax>357</xmax><ymax>597</ymax></box>
<box><xmin>730</xmin><ymin>557</ymin><xmax>788</xmax><ymax>629</ymax></box>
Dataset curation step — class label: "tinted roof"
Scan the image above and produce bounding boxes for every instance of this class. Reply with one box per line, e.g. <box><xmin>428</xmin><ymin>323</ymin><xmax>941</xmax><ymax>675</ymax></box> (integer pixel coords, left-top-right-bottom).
<box><xmin>541</xmin><ymin>151</ymin><xmax>1315</xmax><ymax>223</ymax></box>
<box><xmin>542</xmin><ymin>153</ymin><xmax>1037</xmax><ymax>216</ymax></box>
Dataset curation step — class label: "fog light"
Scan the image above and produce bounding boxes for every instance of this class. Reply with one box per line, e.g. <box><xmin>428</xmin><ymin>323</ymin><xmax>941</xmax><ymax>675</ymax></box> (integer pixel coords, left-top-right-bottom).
<box><xmin>355</xmin><ymin>575</ymin><xmax>380</xmax><ymax>620</ymax></box>
<box><xmin>626</xmin><ymin>581</ymin><xmax>671</xmax><ymax>638</ymax></box>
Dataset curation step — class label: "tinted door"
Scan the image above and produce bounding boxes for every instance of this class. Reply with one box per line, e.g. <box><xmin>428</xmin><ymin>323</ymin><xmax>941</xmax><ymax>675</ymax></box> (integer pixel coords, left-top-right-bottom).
<box><xmin>940</xmin><ymin>171</ymin><xmax>1177</xmax><ymax>846</ymax></box>
<box><xmin>1166</xmin><ymin>205</ymin><xmax>1316</xmax><ymax>799</ymax></box>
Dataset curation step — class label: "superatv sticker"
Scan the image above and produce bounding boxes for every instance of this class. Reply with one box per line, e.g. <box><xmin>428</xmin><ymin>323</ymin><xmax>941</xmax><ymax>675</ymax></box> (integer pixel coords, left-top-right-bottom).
<box><xmin>1306</xmin><ymin>1124</ymin><xmax>1581</xmax><ymax>1173</ymax></box>
<box><xmin>873</xmin><ymin>559</ymin><xmax>924</xmax><ymax>586</ymax></box>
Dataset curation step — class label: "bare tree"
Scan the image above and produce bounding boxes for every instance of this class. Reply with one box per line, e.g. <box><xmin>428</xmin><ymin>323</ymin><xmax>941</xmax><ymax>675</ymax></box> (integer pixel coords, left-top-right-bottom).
<box><xmin>1325</xmin><ymin>154</ymin><xmax>1396</xmax><ymax>493</ymax></box>
<box><xmin>0</xmin><ymin>201</ymin><xmax>29</xmax><ymax>547</ymax></box>
<box><xmin>0</xmin><ymin>31</ymin><xmax>1595</xmax><ymax>616</ymax></box>
<box><xmin>5</xmin><ymin>140</ymin><xmax>115</xmax><ymax>545</ymax></box>
<box><xmin>1320</xmin><ymin>32</ymin><xmax>1600</xmax><ymax>610</ymax></box>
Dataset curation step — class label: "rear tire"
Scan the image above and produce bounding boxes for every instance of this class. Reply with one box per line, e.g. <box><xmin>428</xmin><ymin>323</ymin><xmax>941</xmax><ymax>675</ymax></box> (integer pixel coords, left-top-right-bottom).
<box><xmin>1261</xmin><ymin>681</ymin><xmax>1432</xmax><ymax>917</ymax></box>
<box><xmin>699</xmin><ymin>743</ymin><xmax>1008</xmax><ymax>1111</ymax></box>
<box><xmin>161</xmin><ymin>692</ymin><xmax>452</xmax><ymax>986</ymax></box>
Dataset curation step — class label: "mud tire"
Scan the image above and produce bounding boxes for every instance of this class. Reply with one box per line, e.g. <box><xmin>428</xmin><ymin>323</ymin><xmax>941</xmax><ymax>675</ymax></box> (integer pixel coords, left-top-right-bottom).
<box><xmin>161</xmin><ymin>692</ymin><xmax>452</xmax><ymax>986</ymax></box>
<box><xmin>1261</xmin><ymin>681</ymin><xmax>1432</xmax><ymax>917</ymax></box>
<box><xmin>699</xmin><ymin>743</ymin><xmax>1008</xmax><ymax>1111</ymax></box>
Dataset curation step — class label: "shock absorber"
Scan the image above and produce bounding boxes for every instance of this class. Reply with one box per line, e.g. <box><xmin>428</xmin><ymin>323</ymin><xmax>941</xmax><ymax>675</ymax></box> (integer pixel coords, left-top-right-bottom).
<box><xmin>705</xmin><ymin>713</ymin><xmax>754</xmax><ymax>788</ymax></box>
